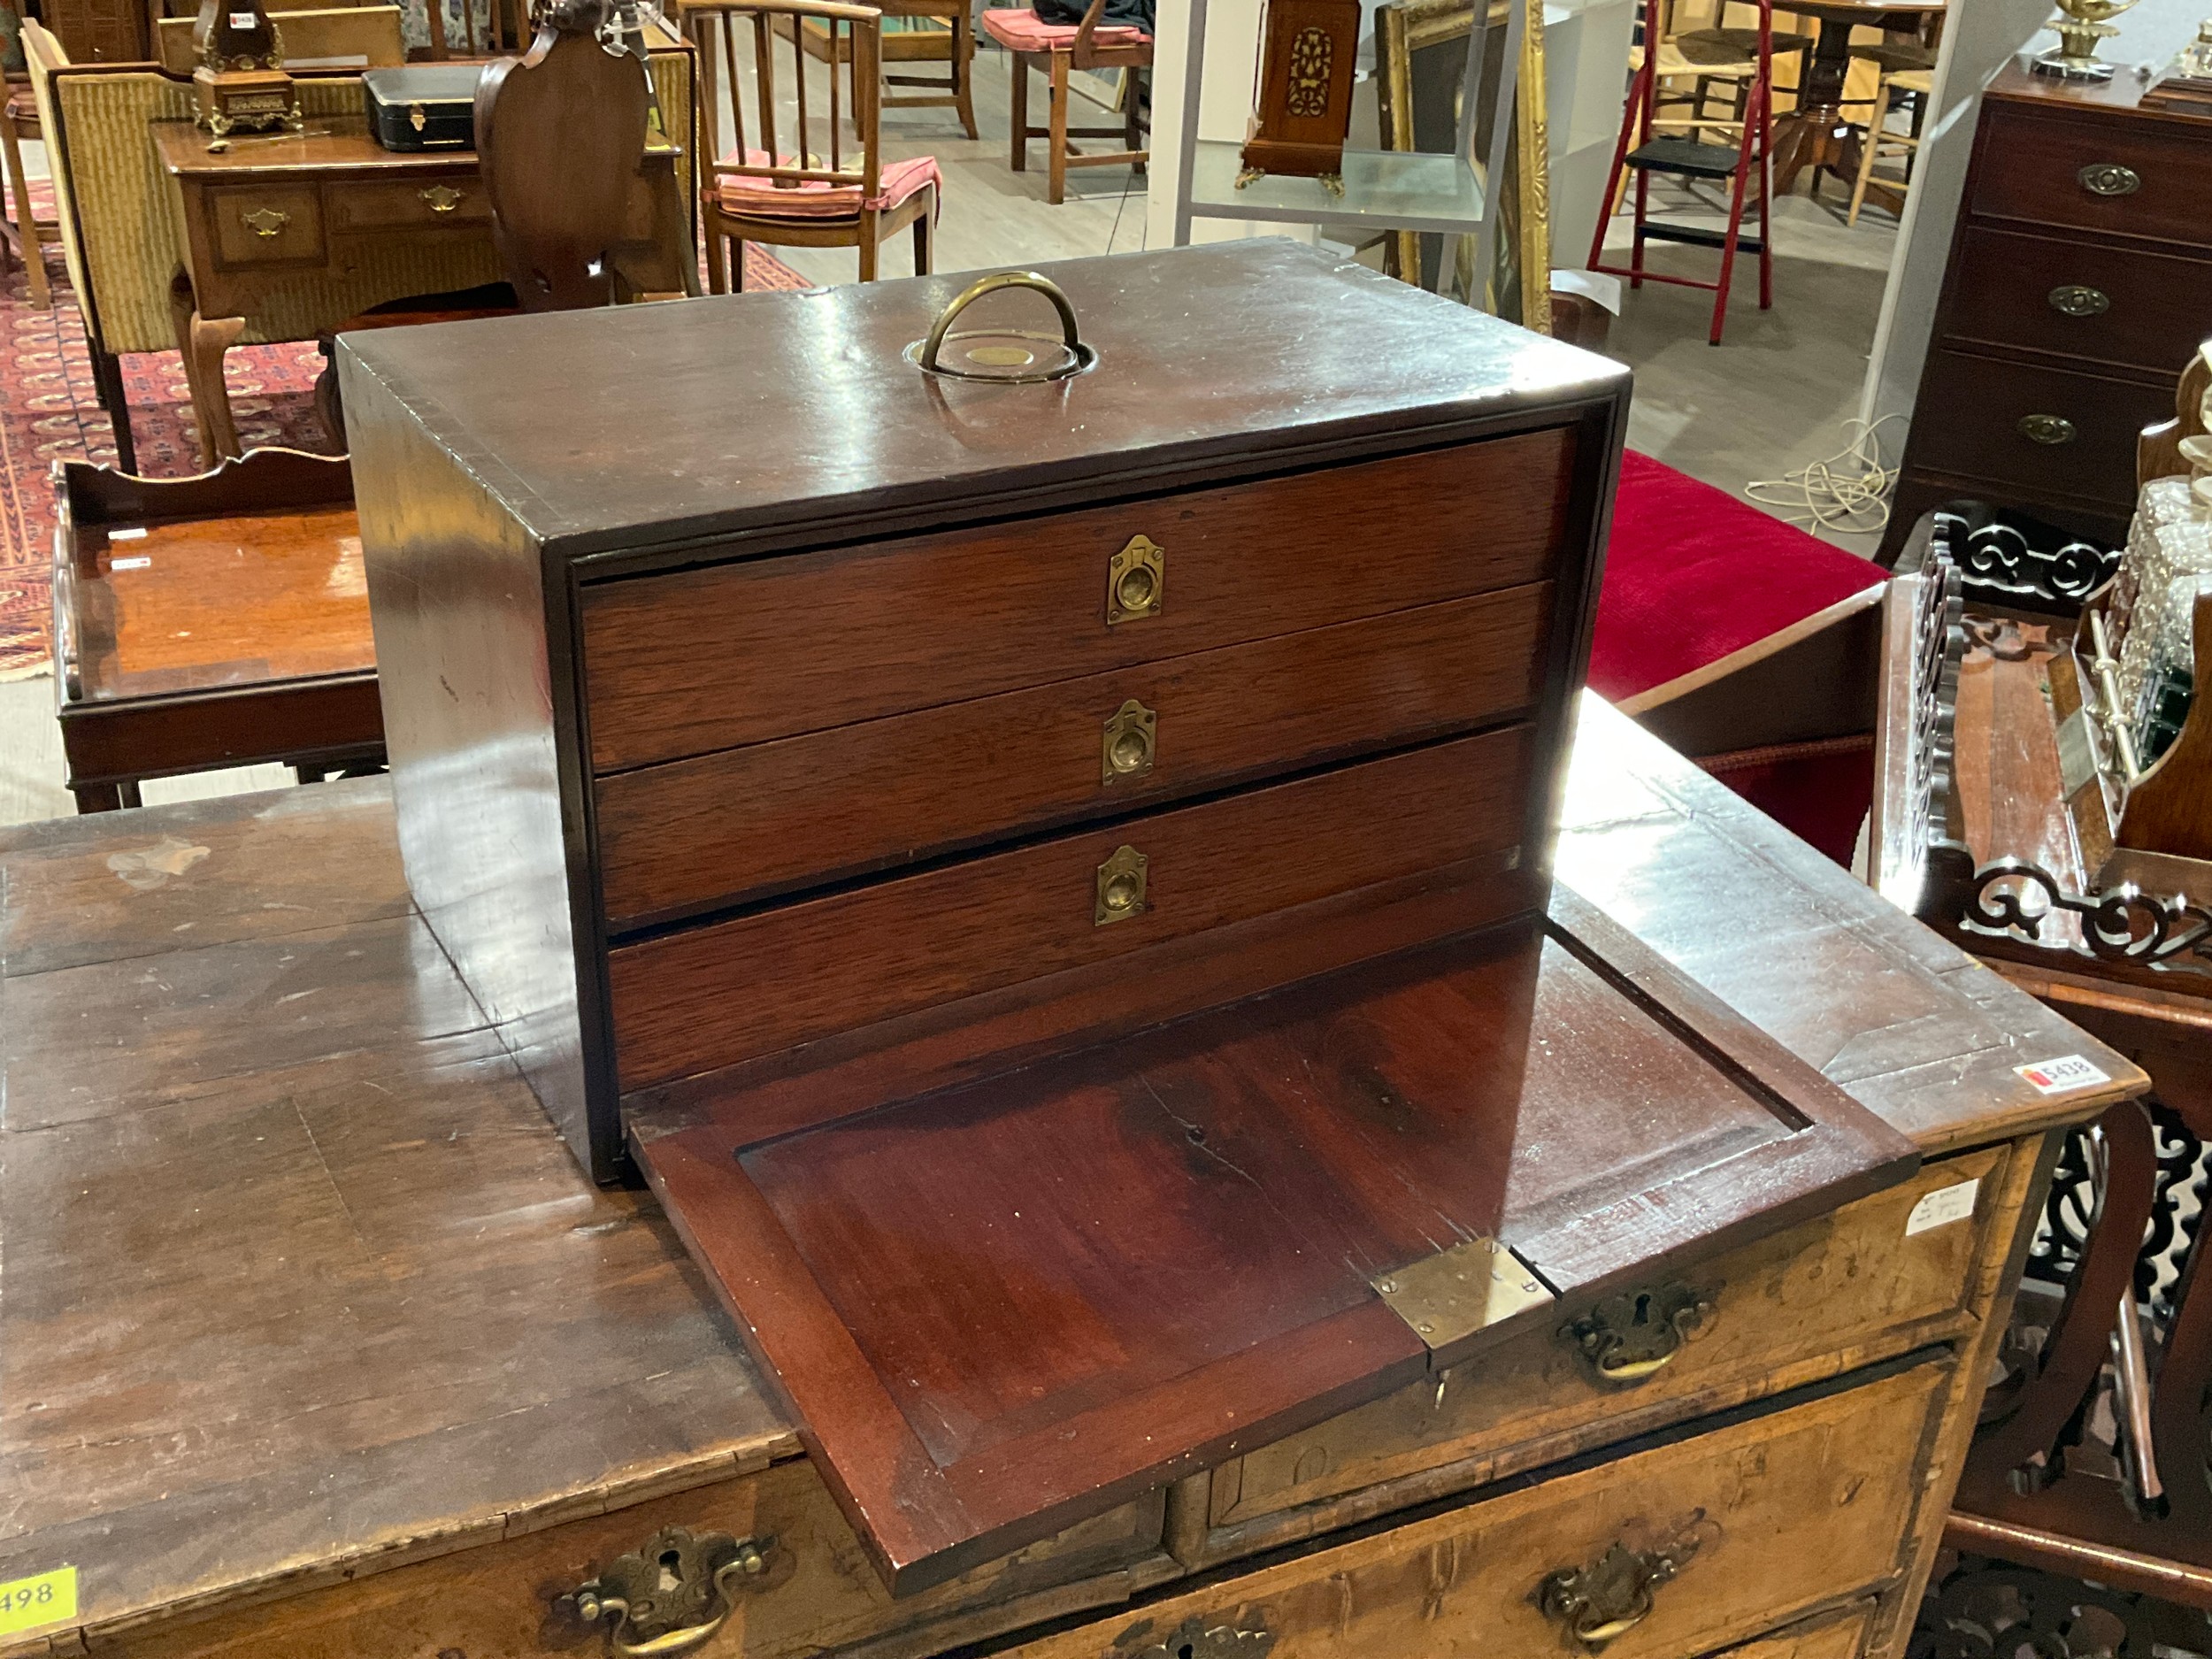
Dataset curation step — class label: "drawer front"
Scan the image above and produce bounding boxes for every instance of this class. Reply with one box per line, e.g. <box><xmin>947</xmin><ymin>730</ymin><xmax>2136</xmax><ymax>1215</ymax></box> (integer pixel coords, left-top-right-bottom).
<box><xmin>1907</xmin><ymin>349</ymin><xmax>2170</xmax><ymax>509</ymax></box>
<box><xmin>1003</xmin><ymin>1361</ymin><xmax>1949</xmax><ymax>1659</ymax></box>
<box><xmin>210</xmin><ymin>184</ymin><xmax>326</xmax><ymax>269</ymax></box>
<box><xmin>1723</xmin><ymin>1604</ymin><xmax>1877</xmax><ymax>1659</ymax></box>
<box><xmin>608</xmin><ymin>724</ymin><xmax>1534</xmax><ymax>1091</ymax></box>
<box><xmin>580</xmin><ymin>426</ymin><xmax>1578</xmax><ymax>772</ymax></box>
<box><xmin>110</xmin><ymin>1457</ymin><xmax>1171</xmax><ymax>1659</ymax></box>
<box><xmin>1977</xmin><ymin>104</ymin><xmax>2212</xmax><ymax>250</ymax></box>
<box><xmin>596</xmin><ymin>584</ymin><xmax>1555</xmax><ymax>929</ymax></box>
<box><xmin>326</xmin><ymin>174</ymin><xmax>493</xmax><ymax>232</ymax></box>
<box><xmin>1945</xmin><ymin>227</ymin><xmax>2212</xmax><ymax>374</ymax></box>
<box><xmin>1203</xmin><ymin>1148</ymin><xmax>2001</xmax><ymax>1547</ymax></box>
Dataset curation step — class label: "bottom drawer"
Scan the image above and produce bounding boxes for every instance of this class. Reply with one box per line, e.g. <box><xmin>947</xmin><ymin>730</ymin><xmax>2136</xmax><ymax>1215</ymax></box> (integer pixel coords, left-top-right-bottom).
<box><xmin>1908</xmin><ymin>349</ymin><xmax>2170</xmax><ymax>511</ymax></box>
<box><xmin>1725</xmin><ymin>1603</ymin><xmax>1876</xmax><ymax>1659</ymax></box>
<box><xmin>1004</xmin><ymin>1359</ymin><xmax>1948</xmax><ymax>1659</ymax></box>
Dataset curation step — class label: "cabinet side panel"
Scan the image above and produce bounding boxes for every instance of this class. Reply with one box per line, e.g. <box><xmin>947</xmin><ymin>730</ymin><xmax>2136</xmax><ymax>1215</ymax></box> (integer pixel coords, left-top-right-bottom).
<box><xmin>342</xmin><ymin>350</ymin><xmax>599</xmax><ymax>1177</ymax></box>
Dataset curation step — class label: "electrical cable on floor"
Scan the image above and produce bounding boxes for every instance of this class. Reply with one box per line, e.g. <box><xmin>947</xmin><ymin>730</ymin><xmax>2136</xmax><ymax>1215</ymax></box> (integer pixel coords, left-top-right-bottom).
<box><xmin>1742</xmin><ymin>413</ymin><xmax>1910</xmax><ymax>536</ymax></box>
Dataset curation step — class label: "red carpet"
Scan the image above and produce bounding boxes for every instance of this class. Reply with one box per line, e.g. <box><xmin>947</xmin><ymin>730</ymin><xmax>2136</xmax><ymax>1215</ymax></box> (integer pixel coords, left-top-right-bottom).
<box><xmin>0</xmin><ymin>194</ymin><xmax>806</xmax><ymax>680</ymax></box>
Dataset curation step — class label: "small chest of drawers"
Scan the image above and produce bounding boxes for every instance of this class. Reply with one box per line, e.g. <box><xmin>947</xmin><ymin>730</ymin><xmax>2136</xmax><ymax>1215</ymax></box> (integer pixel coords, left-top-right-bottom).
<box><xmin>1883</xmin><ymin>66</ymin><xmax>2212</xmax><ymax>560</ymax></box>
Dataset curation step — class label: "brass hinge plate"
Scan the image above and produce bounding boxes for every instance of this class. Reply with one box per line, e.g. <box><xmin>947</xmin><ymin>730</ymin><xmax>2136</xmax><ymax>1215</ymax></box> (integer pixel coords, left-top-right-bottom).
<box><xmin>1371</xmin><ymin>1237</ymin><xmax>1553</xmax><ymax>1354</ymax></box>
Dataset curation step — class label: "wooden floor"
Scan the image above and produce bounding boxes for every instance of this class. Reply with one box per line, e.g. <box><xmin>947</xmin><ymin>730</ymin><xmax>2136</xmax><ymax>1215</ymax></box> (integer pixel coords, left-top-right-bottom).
<box><xmin>0</xmin><ymin>72</ymin><xmax>1907</xmax><ymax>829</ymax></box>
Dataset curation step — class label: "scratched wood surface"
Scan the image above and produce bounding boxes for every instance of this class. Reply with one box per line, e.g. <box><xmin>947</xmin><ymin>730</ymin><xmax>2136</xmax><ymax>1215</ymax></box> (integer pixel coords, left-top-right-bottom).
<box><xmin>0</xmin><ymin>696</ymin><xmax>2137</xmax><ymax>1653</ymax></box>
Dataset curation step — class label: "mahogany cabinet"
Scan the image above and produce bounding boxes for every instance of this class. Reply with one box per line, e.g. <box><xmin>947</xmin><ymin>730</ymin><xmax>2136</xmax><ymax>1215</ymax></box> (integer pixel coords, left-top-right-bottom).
<box><xmin>1880</xmin><ymin>66</ymin><xmax>2212</xmax><ymax>562</ymax></box>
<box><xmin>346</xmin><ymin>242</ymin><xmax>2024</xmax><ymax>1610</ymax></box>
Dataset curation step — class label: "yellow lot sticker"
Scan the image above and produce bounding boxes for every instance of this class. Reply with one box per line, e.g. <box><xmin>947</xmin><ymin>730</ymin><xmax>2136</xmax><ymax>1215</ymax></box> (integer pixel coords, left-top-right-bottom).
<box><xmin>0</xmin><ymin>1567</ymin><xmax>77</xmax><ymax>1637</ymax></box>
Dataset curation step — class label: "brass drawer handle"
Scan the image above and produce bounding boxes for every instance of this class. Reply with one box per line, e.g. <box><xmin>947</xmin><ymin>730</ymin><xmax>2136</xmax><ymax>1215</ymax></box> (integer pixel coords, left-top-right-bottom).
<box><xmin>2077</xmin><ymin>162</ymin><xmax>2140</xmax><ymax>196</ymax></box>
<box><xmin>2018</xmin><ymin>413</ymin><xmax>2078</xmax><ymax>445</ymax></box>
<box><xmin>1094</xmin><ymin>844</ymin><xmax>1148</xmax><ymax>925</ymax></box>
<box><xmin>1535</xmin><ymin>1526</ymin><xmax>1708</xmax><ymax>1654</ymax></box>
<box><xmin>419</xmin><ymin>183</ymin><xmax>465</xmax><ymax>213</ymax></box>
<box><xmin>1562</xmin><ymin>1284</ymin><xmax>1711</xmax><ymax>1386</ymax></box>
<box><xmin>570</xmin><ymin>1526</ymin><xmax>775</xmax><ymax>1658</ymax></box>
<box><xmin>1106</xmin><ymin>533</ymin><xmax>1164</xmax><ymax>625</ymax></box>
<box><xmin>1102</xmin><ymin>698</ymin><xmax>1157</xmax><ymax>784</ymax></box>
<box><xmin>2047</xmin><ymin>284</ymin><xmax>2109</xmax><ymax>318</ymax></box>
<box><xmin>240</xmin><ymin>206</ymin><xmax>290</xmax><ymax>238</ymax></box>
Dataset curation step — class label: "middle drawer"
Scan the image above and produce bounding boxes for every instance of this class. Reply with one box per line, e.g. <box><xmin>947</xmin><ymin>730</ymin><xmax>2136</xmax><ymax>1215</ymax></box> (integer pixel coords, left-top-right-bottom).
<box><xmin>596</xmin><ymin>586</ymin><xmax>1554</xmax><ymax>929</ymax></box>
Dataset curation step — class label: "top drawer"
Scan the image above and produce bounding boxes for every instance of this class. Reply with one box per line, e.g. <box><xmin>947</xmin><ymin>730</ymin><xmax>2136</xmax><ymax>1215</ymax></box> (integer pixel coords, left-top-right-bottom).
<box><xmin>579</xmin><ymin>427</ymin><xmax>1578</xmax><ymax>772</ymax></box>
<box><xmin>1976</xmin><ymin>103</ymin><xmax>2212</xmax><ymax>250</ymax></box>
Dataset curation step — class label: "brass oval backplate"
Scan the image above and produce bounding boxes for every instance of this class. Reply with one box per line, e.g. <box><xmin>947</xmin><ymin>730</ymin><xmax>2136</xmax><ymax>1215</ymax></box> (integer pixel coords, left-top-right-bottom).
<box><xmin>1106</xmin><ymin>534</ymin><xmax>1164</xmax><ymax>625</ymax></box>
<box><xmin>1561</xmin><ymin>1283</ymin><xmax>1712</xmax><ymax>1386</ymax></box>
<box><xmin>2018</xmin><ymin>413</ymin><xmax>2078</xmax><ymax>445</ymax></box>
<box><xmin>1102</xmin><ymin>698</ymin><xmax>1158</xmax><ymax>784</ymax></box>
<box><xmin>567</xmin><ymin>1525</ymin><xmax>780</xmax><ymax>1658</ymax></box>
<box><xmin>1109</xmin><ymin>1615</ymin><xmax>1276</xmax><ymax>1659</ymax></box>
<box><xmin>2047</xmin><ymin>284</ymin><xmax>2109</xmax><ymax>318</ymax></box>
<box><xmin>1533</xmin><ymin>1521</ymin><xmax>1709</xmax><ymax>1654</ymax></box>
<box><xmin>2077</xmin><ymin>161</ymin><xmax>2140</xmax><ymax>196</ymax></box>
<box><xmin>1094</xmin><ymin>844</ymin><xmax>1148</xmax><ymax>925</ymax></box>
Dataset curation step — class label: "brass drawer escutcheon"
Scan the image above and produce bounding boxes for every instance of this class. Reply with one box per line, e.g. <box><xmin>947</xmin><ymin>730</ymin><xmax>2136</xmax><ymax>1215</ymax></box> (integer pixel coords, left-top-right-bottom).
<box><xmin>419</xmin><ymin>184</ymin><xmax>466</xmax><ymax>214</ymax></box>
<box><xmin>1094</xmin><ymin>843</ymin><xmax>1148</xmax><ymax>925</ymax></box>
<box><xmin>2018</xmin><ymin>413</ymin><xmax>2078</xmax><ymax>445</ymax></box>
<box><xmin>1562</xmin><ymin>1283</ymin><xmax>1711</xmax><ymax>1385</ymax></box>
<box><xmin>2047</xmin><ymin>284</ymin><xmax>2109</xmax><ymax>318</ymax></box>
<box><xmin>2077</xmin><ymin>162</ymin><xmax>2140</xmax><ymax>196</ymax></box>
<box><xmin>240</xmin><ymin>206</ymin><xmax>291</xmax><ymax>239</ymax></box>
<box><xmin>568</xmin><ymin>1525</ymin><xmax>777</xmax><ymax>1657</ymax></box>
<box><xmin>1102</xmin><ymin>698</ymin><xmax>1158</xmax><ymax>783</ymax></box>
<box><xmin>1106</xmin><ymin>534</ymin><xmax>1164</xmax><ymax>625</ymax></box>
<box><xmin>1535</xmin><ymin>1522</ymin><xmax>1709</xmax><ymax>1653</ymax></box>
<box><xmin>1110</xmin><ymin>1615</ymin><xmax>1276</xmax><ymax>1659</ymax></box>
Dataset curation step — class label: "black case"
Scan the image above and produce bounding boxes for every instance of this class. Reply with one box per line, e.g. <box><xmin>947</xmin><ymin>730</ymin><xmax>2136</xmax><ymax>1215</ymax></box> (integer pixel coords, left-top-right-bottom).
<box><xmin>363</xmin><ymin>65</ymin><xmax>480</xmax><ymax>150</ymax></box>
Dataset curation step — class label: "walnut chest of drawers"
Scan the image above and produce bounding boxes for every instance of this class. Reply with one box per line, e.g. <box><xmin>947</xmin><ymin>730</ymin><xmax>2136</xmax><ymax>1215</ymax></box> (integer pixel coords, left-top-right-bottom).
<box><xmin>342</xmin><ymin>241</ymin><xmax>2034</xmax><ymax>1626</ymax></box>
<box><xmin>1882</xmin><ymin>65</ymin><xmax>2212</xmax><ymax>561</ymax></box>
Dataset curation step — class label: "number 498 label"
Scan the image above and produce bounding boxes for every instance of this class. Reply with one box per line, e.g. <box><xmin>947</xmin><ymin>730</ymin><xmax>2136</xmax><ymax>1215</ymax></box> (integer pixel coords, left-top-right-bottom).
<box><xmin>0</xmin><ymin>1567</ymin><xmax>77</xmax><ymax>1637</ymax></box>
<box><xmin>2016</xmin><ymin>1055</ymin><xmax>2112</xmax><ymax>1095</ymax></box>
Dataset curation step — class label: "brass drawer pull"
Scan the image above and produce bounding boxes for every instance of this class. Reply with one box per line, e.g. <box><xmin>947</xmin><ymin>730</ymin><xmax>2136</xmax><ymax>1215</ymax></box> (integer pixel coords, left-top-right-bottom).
<box><xmin>1562</xmin><ymin>1284</ymin><xmax>1711</xmax><ymax>1386</ymax></box>
<box><xmin>1094</xmin><ymin>844</ymin><xmax>1148</xmax><ymax>925</ymax></box>
<box><xmin>419</xmin><ymin>184</ymin><xmax>466</xmax><ymax>213</ymax></box>
<box><xmin>1106</xmin><ymin>533</ymin><xmax>1164</xmax><ymax>625</ymax></box>
<box><xmin>569</xmin><ymin>1525</ymin><xmax>775</xmax><ymax>1658</ymax></box>
<box><xmin>1102</xmin><ymin>698</ymin><xmax>1157</xmax><ymax>784</ymax></box>
<box><xmin>2047</xmin><ymin>284</ymin><xmax>2109</xmax><ymax>318</ymax></box>
<box><xmin>1535</xmin><ymin>1525</ymin><xmax>1708</xmax><ymax>1654</ymax></box>
<box><xmin>240</xmin><ymin>206</ymin><xmax>290</xmax><ymax>238</ymax></box>
<box><xmin>2077</xmin><ymin>162</ymin><xmax>2140</xmax><ymax>196</ymax></box>
<box><xmin>2018</xmin><ymin>413</ymin><xmax>2078</xmax><ymax>445</ymax></box>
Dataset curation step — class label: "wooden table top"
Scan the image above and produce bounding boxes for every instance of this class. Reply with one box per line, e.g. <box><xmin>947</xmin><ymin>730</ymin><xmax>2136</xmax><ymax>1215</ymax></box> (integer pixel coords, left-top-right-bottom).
<box><xmin>66</xmin><ymin>505</ymin><xmax>373</xmax><ymax>703</ymax></box>
<box><xmin>0</xmin><ymin>695</ymin><xmax>2137</xmax><ymax>1651</ymax></box>
<box><xmin>150</xmin><ymin>115</ymin><xmax>684</xmax><ymax>179</ymax></box>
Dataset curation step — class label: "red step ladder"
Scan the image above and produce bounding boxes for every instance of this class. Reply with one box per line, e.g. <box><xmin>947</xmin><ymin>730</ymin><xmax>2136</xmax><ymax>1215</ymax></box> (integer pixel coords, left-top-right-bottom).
<box><xmin>1586</xmin><ymin>0</ymin><xmax>1776</xmax><ymax>346</ymax></box>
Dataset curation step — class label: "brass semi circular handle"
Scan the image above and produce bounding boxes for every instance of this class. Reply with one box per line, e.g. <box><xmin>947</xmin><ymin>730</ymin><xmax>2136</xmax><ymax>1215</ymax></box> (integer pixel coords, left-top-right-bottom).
<box><xmin>921</xmin><ymin>269</ymin><xmax>1081</xmax><ymax>373</ymax></box>
<box><xmin>1562</xmin><ymin>1284</ymin><xmax>1712</xmax><ymax>1386</ymax></box>
<box><xmin>1535</xmin><ymin>1531</ymin><xmax>1706</xmax><ymax>1655</ymax></box>
<box><xmin>241</xmin><ymin>206</ymin><xmax>289</xmax><ymax>238</ymax></box>
<box><xmin>2078</xmin><ymin>162</ymin><xmax>2140</xmax><ymax>196</ymax></box>
<box><xmin>2019</xmin><ymin>413</ymin><xmax>2078</xmax><ymax>445</ymax></box>
<box><xmin>419</xmin><ymin>184</ymin><xmax>465</xmax><ymax>213</ymax></box>
<box><xmin>570</xmin><ymin>1527</ymin><xmax>774</xmax><ymax>1658</ymax></box>
<box><xmin>2047</xmin><ymin>284</ymin><xmax>2109</xmax><ymax>317</ymax></box>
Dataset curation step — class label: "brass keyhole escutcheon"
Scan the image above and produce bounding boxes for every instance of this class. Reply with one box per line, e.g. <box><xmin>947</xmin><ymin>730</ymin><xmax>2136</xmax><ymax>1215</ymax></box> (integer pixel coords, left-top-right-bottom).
<box><xmin>1105</xmin><ymin>534</ymin><xmax>1164</xmax><ymax>626</ymax></box>
<box><xmin>1094</xmin><ymin>845</ymin><xmax>1148</xmax><ymax>926</ymax></box>
<box><xmin>1102</xmin><ymin>698</ymin><xmax>1157</xmax><ymax>784</ymax></box>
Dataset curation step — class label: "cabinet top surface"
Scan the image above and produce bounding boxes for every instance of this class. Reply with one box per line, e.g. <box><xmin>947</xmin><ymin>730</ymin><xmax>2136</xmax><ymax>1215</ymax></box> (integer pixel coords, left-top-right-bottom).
<box><xmin>336</xmin><ymin>242</ymin><xmax>1630</xmax><ymax>558</ymax></box>
<box><xmin>1987</xmin><ymin>59</ymin><xmax>2212</xmax><ymax>120</ymax></box>
<box><xmin>0</xmin><ymin>697</ymin><xmax>2137</xmax><ymax>1649</ymax></box>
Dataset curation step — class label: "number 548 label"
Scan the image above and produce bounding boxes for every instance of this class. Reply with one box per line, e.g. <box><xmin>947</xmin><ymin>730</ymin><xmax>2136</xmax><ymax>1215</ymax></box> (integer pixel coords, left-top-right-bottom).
<box><xmin>0</xmin><ymin>1567</ymin><xmax>77</xmax><ymax>1637</ymax></box>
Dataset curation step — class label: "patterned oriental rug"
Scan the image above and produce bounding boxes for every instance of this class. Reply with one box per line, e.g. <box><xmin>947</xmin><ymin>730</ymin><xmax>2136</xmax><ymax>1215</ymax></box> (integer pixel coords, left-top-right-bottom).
<box><xmin>0</xmin><ymin>191</ymin><xmax>809</xmax><ymax>680</ymax></box>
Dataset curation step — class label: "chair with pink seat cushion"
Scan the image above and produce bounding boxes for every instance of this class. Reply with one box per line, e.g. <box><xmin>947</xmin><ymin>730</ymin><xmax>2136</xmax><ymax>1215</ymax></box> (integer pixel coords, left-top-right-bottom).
<box><xmin>685</xmin><ymin>0</ymin><xmax>939</xmax><ymax>286</ymax></box>
<box><xmin>979</xmin><ymin>0</ymin><xmax>1148</xmax><ymax>204</ymax></box>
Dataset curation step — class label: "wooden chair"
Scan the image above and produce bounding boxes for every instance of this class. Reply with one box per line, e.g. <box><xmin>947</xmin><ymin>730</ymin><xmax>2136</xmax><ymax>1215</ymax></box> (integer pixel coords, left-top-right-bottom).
<box><xmin>687</xmin><ymin>0</ymin><xmax>939</xmax><ymax>287</ymax></box>
<box><xmin>979</xmin><ymin>0</ymin><xmax>1148</xmax><ymax>205</ymax></box>
<box><xmin>759</xmin><ymin>0</ymin><xmax>978</xmax><ymax>138</ymax></box>
<box><xmin>0</xmin><ymin>70</ymin><xmax>52</xmax><ymax>309</ymax></box>
<box><xmin>1844</xmin><ymin>59</ymin><xmax>1931</xmax><ymax>225</ymax></box>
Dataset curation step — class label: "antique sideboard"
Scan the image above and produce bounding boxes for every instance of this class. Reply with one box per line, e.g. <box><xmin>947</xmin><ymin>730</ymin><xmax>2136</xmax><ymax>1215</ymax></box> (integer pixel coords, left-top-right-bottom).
<box><xmin>0</xmin><ymin>697</ymin><xmax>2139</xmax><ymax>1659</ymax></box>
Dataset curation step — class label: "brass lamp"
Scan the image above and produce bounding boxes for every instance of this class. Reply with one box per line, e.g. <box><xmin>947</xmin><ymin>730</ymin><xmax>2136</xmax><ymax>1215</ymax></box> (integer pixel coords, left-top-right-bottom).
<box><xmin>2030</xmin><ymin>0</ymin><xmax>2139</xmax><ymax>81</ymax></box>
